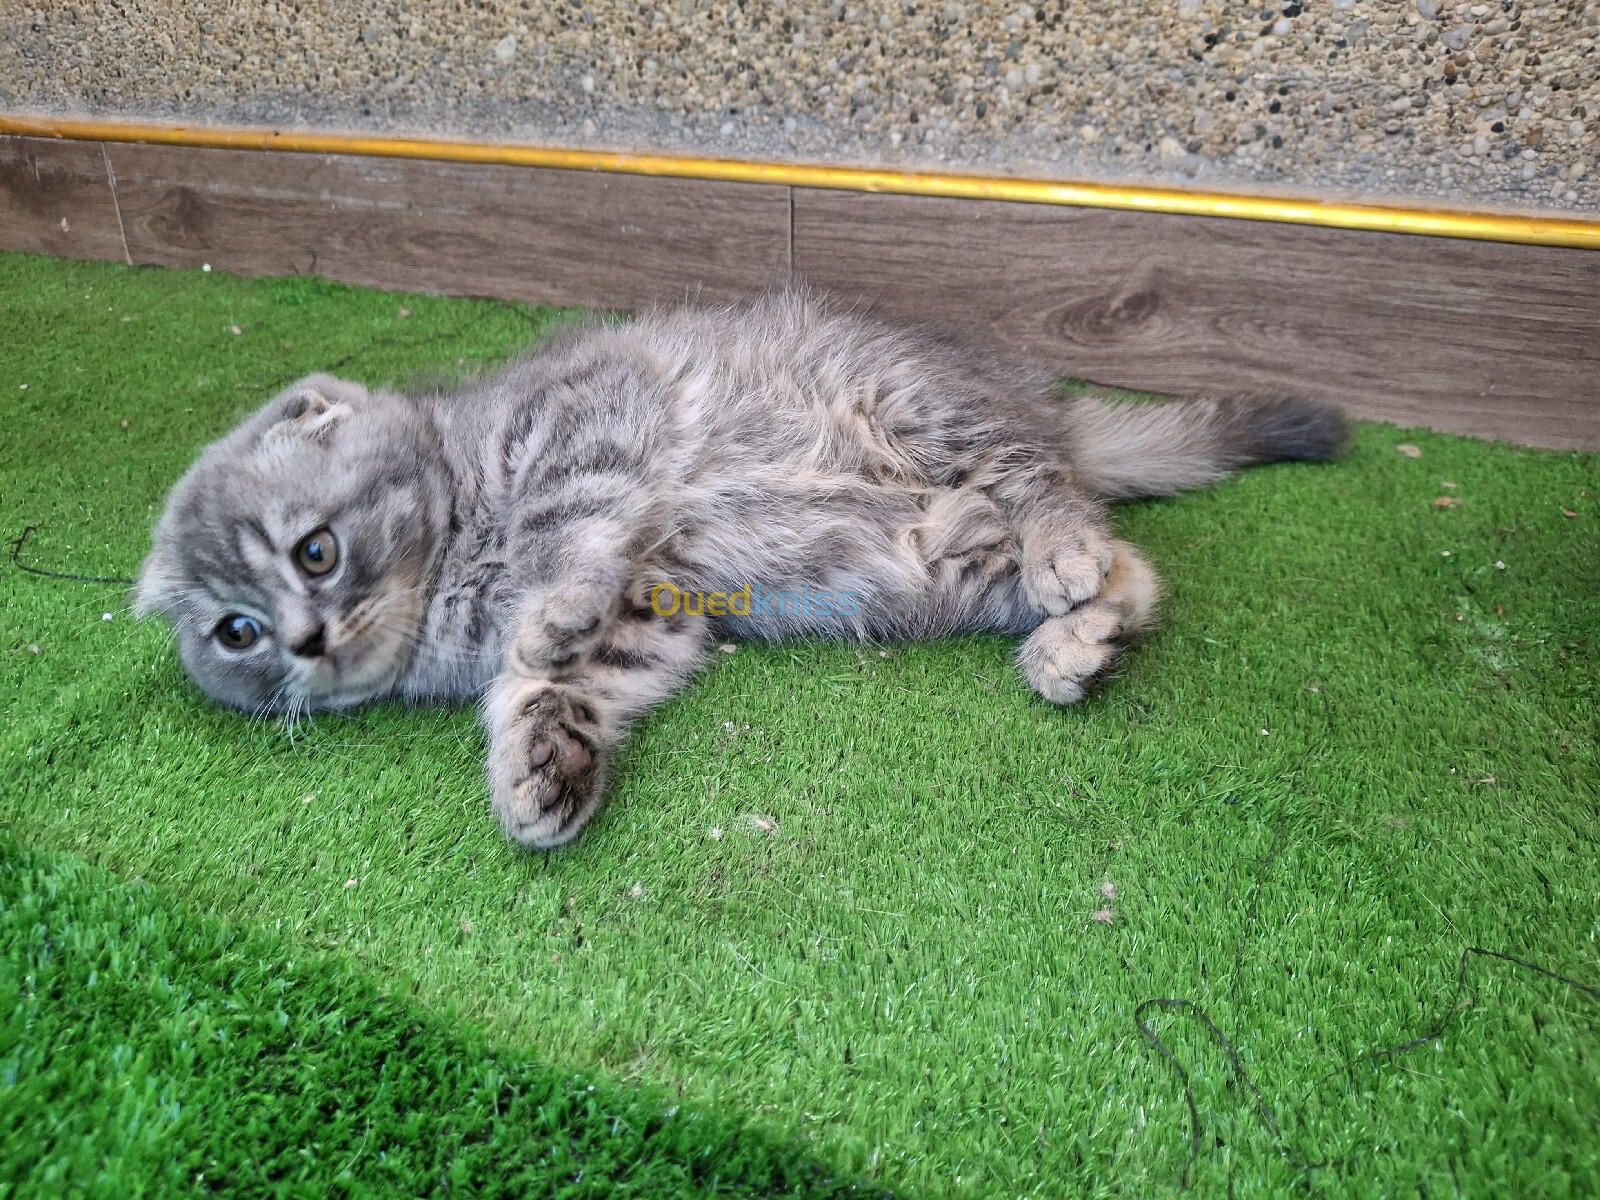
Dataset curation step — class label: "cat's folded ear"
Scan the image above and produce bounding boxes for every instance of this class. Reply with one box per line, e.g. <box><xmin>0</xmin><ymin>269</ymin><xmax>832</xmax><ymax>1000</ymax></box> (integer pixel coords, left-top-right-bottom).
<box><xmin>131</xmin><ymin>545</ymin><xmax>179</xmax><ymax>619</ymax></box>
<box><xmin>257</xmin><ymin>374</ymin><xmax>368</xmax><ymax>443</ymax></box>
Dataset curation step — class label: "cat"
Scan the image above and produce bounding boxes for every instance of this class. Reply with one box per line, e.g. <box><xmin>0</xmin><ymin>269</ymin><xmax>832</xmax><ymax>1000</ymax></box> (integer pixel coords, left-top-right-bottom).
<box><xmin>135</xmin><ymin>287</ymin><xmax>1345</xmax><ymax>850</ymax></box>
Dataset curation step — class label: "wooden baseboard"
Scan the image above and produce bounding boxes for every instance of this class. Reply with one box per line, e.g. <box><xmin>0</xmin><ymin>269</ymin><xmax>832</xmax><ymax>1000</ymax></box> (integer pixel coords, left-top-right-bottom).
<box><xmin>793</xmin><ymin>190</ymin><xmax>1600</xmax><ymax>451</ymax></box>
<box><xmin>4</xmin><ymin>134</ymin><xmax>1596</xmax><ymax>451</ymax></box>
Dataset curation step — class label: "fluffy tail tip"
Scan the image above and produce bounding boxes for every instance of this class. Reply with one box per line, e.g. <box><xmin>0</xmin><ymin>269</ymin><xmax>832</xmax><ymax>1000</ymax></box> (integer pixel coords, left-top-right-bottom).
<box><xmin>1239</xmin><ymin>398</ymin><xmax>1350</xmax><ymax>465</ymax></box>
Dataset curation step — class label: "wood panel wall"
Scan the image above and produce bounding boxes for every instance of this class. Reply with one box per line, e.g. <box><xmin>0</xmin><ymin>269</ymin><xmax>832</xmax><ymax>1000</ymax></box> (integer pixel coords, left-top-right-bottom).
<box><xmin>4</xmin><ymin>134</ymin><xmax>1597</xmax><ymax>450</ymax></box>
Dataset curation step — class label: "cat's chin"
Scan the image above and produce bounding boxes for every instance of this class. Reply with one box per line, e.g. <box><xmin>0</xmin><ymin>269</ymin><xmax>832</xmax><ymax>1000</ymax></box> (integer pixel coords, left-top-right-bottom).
<box><xmin>292</xmin><ymin>648</ymin><xmax>408</xmax><ymax>713</ymax></box>
<box><xmin>295</xmin><ymin>672</ymin><xmax>401</xmax><ymax>714</ymax></box>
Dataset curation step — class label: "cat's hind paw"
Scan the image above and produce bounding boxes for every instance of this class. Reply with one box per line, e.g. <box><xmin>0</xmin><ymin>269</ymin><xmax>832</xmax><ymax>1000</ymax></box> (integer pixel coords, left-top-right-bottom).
<box><xmin>1020</xmin><ymin>529</ymin><xmax>1116</xmax><ymax>616</ymax></box>
<box><xmin>487</xmin><ymin>681</ymin><xmax>610</xmax><ymax>849</ymax></box>
<box><xmin>1016</xmin><ymin>540</ymin><xmax>1159</xmax><ymax>704</ymax></box>
<box><xmin>1017</xmin><ymin>605</ymin><xmax>1125</xmax><ymax>705</ymax></box>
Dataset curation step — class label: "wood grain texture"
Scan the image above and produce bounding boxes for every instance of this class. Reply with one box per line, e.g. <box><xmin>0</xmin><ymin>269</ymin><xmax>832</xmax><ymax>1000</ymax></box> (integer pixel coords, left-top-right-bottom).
<box><xmin>5</xmin><ymin>135</ymin><xmax>1596</xmax><ymax>449</ymax></box>
<box><xmin>0</xmin><ymin>136</ymin><xmax>128</xmax><ymax>262</ymax></box>
<box><xmin>792</xmin><ymin>189</ymin><xmax>1600</xmax><ymax>451</ymax></box>
<box><xmin>102</xmin><ymin>143</ymin><xmax>791</xmax><ymax>309</ymax></box>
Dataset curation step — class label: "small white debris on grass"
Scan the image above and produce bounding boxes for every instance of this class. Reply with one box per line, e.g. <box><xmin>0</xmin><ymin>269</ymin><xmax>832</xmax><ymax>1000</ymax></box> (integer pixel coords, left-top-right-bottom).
<box><xmin>398</xmin><ymin>307</ymin><xmax>412</xmax><ymax>318</ymax></box>
<box><xmin>1099</xmin><ymin>881</ymin><xmax>1118</xmax><ymax>900</ymax></box>
<box><xmin>1260</xmin><ymin>728</ymin><xmax>1271</xmax><ymax>736</ymax></box>
<box><xmin>101</xmin><ymin>612</ymin><xmax>113</xmax><ymax>622</ymax></box>
<box><xmin>202</xmin><ymin>263</ymin><xmax>212</xmax><ymax>271</ymax></box>
<box><xmin>1395</xmin><ymin>443</ymin><xmax>1423</xmax><ymax>458</ymax></box>
<box><xmin>302</xmin><ymin>793</ymin><xmax>316</xmax><ymax>804</ymax></box>
<box><xmin>1091</xmin><ymin>908</ymin><xmax>1116</xmax><ymax>926</ymax></box>
<box><xmin>18</xmin><ymin>383</ymin><xmax>27</xmax><ymax>391</ymax></box>
<box><xmin>747</xmin><ymin>814</ymin><xmax>777</xmax><ymax>835</ymax></box>
<box><xmin>27</xmin><ymin>645</ymin><xmax>40</xmax><ymax>655</ymax></box>
<box><xmin>230</xmin><ymin>324</ymin><xmax>242</xmax><ymax>335</ymax></box>
<box><xmin>709</xmin><ymin>826</ymin><xmax>724</xmax><ymax>841</ymax></box>
<box><xmin>719</xmin><ymin>643</ymin><xmax>737</xmax><ymax>654</ymax></box>
<box><xmin>1495</xmin><ymin>561</ymin><xmax>1507</xmax><ymax>570</ymax></box>
<box><xmin>344</xmin><ymin>878</ymin><xmax>358</xmax><ymax>889</ymax></box>
<box><xmin>1441</xmin><ymin>550</ymin><xmax>1452</xmax><ymax>557</ymax></box>
<box><xmin>628</xmin><ymin>883</ymin><xmax>645</xmax><ymax>899</ymax></box>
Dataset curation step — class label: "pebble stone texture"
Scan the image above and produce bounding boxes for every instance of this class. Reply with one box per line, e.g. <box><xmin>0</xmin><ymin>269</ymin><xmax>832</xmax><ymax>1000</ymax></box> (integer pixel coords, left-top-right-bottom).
<box><xmin>4</xmin><ymin>0</ymin><xmax>1599</xmax><ymax>214</ymax></box>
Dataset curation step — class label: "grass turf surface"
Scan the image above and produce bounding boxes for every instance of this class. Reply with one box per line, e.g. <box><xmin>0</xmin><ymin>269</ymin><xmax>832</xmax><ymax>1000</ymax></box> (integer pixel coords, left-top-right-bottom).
<box><xmin>1</xmin><ymin>251</ymin><xmax>1597</xmax><ymax>1197</ymax></box>
<box><xmin>0</xmin><ymin>839</ymin><xmax>882</xmax><ymax>1198</ymax></box>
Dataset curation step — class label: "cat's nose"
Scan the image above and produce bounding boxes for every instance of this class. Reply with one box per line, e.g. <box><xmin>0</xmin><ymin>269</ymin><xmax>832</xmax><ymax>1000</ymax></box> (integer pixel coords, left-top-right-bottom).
<box><xmin>289</xmin><ymin>624</ymin><xmax>328</xmax><ymax>659</ymax></box>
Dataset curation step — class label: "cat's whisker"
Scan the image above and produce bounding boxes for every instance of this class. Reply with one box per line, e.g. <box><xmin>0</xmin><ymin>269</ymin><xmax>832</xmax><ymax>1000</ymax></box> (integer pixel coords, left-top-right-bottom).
<box><xmin>252</xmin><ymin>680</ymin><xmax>289</xmax><ymax>724</ymax></box>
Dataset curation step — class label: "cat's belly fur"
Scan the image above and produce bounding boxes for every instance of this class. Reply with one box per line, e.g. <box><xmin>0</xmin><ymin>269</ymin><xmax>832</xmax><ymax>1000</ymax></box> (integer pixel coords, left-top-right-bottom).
<box><xmin>590</xmin><ymin>327</ymin><xmax>1047</xmax><ymax>643</ymax></box>
<box><xmin>642</xmin><ymin>347</ymin><xmax>1042</xmax><ymax>641</ymax></box>
<box><xmin>656</xmin><ymin>466</ymin><xmax>1039</xmax><ymax>643</ymax></box>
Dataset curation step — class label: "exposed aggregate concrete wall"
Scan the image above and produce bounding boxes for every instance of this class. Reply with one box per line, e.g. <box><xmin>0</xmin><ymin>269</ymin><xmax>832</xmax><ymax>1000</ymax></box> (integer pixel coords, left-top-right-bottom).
<box><xmin>4</xmin><ymin>0</ymin><xmax>1598</xmax><ymax>213</ymax></box>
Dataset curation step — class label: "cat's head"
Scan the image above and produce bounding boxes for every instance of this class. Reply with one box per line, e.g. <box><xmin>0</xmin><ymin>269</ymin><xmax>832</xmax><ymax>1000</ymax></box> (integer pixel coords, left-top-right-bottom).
<box><xmin>135</xmin><ymin>374</ymin><xmax>449</xmax><ymax>715</ymax></box>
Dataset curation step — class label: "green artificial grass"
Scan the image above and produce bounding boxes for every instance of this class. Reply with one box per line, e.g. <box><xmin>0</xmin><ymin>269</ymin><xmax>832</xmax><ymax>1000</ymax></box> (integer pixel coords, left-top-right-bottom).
<box><xmin>1</xmin><ymin>251</ymin><xmax>1597</xmax><ymax>1198</ymax></box>
<box><xmin>0</xmin><ymin>838</ymin><xmax>878</xmax><ymax>1198</ymax></box>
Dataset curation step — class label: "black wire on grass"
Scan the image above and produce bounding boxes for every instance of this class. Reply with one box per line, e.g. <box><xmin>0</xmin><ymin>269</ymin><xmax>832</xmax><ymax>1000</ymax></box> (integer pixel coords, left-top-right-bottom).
<box><xmin>1137</xmin><ymin>947</ymin><xmax>1600</xmax><ymax>1190</ymax></box>
<box><xmin>8</xmin><ymin>525</ymin><xmax>135</xmax><ymax>586</ymax></box>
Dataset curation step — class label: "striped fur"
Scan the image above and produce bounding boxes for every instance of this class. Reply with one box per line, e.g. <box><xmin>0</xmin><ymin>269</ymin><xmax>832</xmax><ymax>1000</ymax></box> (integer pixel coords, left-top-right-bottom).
<box><xmin>137</xmin><ymin>287</ymin><xmax>1345</xmax><ymax>849</ymax></box>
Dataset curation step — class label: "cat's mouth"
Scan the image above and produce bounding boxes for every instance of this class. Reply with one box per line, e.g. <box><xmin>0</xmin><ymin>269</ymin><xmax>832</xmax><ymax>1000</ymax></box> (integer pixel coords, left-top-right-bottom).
<box><xmin>291</xmin><ymin>633</ymin><xmax>407</xmax><ymax>711</ymax></box>
<box><xmin>288</xmin><ymin>593</ymin><xmax>425</xmax><ymax>710</ymax></box>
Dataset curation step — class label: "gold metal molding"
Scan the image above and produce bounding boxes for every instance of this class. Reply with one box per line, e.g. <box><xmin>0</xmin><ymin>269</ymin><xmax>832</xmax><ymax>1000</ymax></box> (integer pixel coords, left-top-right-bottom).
<box><xmin>4</xmin><ymin>113</ymin><xmax>1597</xmax><ymax>251</ymax></box>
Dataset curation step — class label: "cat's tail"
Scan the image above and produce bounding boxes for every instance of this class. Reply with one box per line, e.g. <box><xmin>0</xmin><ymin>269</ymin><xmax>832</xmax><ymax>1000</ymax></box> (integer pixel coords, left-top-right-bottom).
<box><xmin>1060</xmin><ymin>392</ymin><xmax>1348</xmax><ymax>501</ymax></box>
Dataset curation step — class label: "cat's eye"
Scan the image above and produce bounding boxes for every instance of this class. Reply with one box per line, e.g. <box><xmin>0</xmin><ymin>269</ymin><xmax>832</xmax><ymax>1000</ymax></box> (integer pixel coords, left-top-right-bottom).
<box><xmin>294</xmin><ymin>528</ymin><xmax>339</xmax><ymax>576</ymax></box>
<box><xmin>215</xmin><ymin>614</ymin><xmax>262</xmax><ymax>650</ymax></box>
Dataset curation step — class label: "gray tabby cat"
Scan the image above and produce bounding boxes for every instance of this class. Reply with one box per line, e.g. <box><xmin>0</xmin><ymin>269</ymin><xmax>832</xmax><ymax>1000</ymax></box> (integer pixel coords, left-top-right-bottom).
<box><xmin>136</xmin><ymin>288</ymin><xmax>1344</xmax><ymax>850</ymax></box>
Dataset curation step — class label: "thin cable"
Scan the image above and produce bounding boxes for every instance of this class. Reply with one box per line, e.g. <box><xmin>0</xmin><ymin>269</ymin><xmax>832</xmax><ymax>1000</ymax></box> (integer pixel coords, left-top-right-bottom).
<box><xmin>8</xmin><ymin>526</ymin><xmax>134</xmax><ymax>586</ymax></box>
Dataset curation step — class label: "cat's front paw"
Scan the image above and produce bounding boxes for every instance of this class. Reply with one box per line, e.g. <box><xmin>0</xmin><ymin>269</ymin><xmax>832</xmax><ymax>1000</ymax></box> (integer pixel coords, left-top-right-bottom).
<box><xmin>511</xmin><ymin>583</ymin><xmax>615</xmax><ymax>672</ymax></box>
<box><xmin>1021</xmin><ymin>528</ymin><xmax>1116</xmax><ymax>616</ymax></box>
<box><xmin>487</xmin><ymin>682</ymin><xmax>610</xmax><ymax>849</ymax></box>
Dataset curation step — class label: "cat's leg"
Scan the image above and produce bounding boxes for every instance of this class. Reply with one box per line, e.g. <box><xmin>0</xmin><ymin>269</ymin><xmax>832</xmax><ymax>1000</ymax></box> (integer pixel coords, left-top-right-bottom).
<box><xmin>498</xmin><ymin>422</ymin><xmax>667</xmax><ymax>672</ymax></box>
<box><xmin>1017</xmin><ymin>540</ymin><xmax>1159</xmax><ymax>704</ymax></box>
<box><xmin>504</xmin><ymin>517</ymin><xmax>637</xmax><ymax>674</ymax></box>
<box><xmin>485</xmin><ymin>603</ymin><xmax>711</xmax><ymax>849</ymax></box>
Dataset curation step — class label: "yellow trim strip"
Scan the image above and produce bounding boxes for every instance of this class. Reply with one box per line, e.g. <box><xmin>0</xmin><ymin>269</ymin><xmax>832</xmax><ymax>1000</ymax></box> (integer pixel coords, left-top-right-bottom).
<box><xmin>5</xmin><ymin>113</ymin><xmax>1598</xmax><ymax>251</ymax></box>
